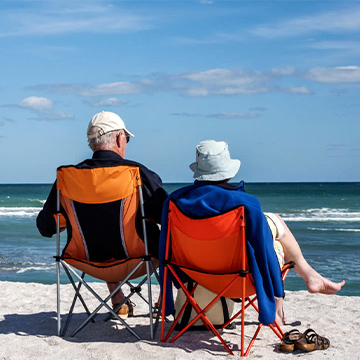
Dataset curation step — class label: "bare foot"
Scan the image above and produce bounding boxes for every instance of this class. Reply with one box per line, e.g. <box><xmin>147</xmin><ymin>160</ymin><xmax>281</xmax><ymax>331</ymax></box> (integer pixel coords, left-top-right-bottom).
<box><xmin>275</xmin><ymin>312</ymin><xmax>285</xmax><ymax>326</ymax></box>
<box><xmin>275</xmin><ymin>297</ymin><xmax>285</xmax><ymax>326</ymax></box>
<box><xmin>306</xmin><ymin>276</ymin><xmax>345</xmax><ymax>295</ymax></box>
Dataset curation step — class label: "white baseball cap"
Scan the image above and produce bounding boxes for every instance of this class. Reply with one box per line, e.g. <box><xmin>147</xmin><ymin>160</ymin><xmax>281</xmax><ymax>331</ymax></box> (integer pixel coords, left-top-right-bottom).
<box><xmin>189</xmin><ymin>140</ymin><xmax>241</xmax><ymax>181</ymax></box>
<box><xmin>87</xmin><ymin>111</ymin><xmax>134</xmax><ymax>139</ymax></box>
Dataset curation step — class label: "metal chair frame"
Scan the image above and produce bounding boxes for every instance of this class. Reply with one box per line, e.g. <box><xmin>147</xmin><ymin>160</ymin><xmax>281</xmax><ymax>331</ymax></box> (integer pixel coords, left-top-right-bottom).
<box><xmin>160</xmin><ymin>203</ymin><xmax>294</xmax><ymax>356</ymax></box>
<box><xmin>55</xmin><ymin>169</ymin><xmax>159</xmax><ymax>340</ymax></box>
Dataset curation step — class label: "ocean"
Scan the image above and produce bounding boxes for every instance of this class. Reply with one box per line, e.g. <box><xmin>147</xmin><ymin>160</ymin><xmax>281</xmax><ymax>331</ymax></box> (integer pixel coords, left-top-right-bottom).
<box><xmin>0</xmin><ymin>182</ymin><xmax>359</xmax><ymax>296</ymax></box>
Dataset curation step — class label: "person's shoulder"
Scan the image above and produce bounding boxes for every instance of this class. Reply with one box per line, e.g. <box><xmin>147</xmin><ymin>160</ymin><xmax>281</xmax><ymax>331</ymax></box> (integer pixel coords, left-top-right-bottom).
<box><xmin>126</xmin><ymin>159</ymin><xmax>162</xmax><ymax>178</ymax></box>
<box><xmin>221</xmin><ymin>182</ymin><xmax>262</xmax><ymax>207</ymax></box>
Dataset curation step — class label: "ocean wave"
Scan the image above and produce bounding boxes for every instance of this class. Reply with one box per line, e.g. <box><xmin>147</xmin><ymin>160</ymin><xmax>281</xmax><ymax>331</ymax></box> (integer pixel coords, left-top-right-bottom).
<box><xmin>1</xmin><ymin>262</ymin><xmax>54</xmax><ymax>273</ymax></box>
<box><xmin>28</xmin><ymin>198</ymin><xmax>46</xmax><ymax>205</ymax></box>
<box><xmin>308</xmin><ymin>227</ymin><xmax>360</xmax><ymax>232</ymax></box>
<box><xmin>0</xmin><ymin>207</ymin><xmax>41</xmax><ymax>217</ymax></box>
<box><xmin>281</xmin><ymin>208</ymin><xmax>360</xmax><ymax>222</ymax></box>
<box><xmin>16</xmin><ymin>265</ymin><xmax>54</xmax><ymax>273</ymax></box>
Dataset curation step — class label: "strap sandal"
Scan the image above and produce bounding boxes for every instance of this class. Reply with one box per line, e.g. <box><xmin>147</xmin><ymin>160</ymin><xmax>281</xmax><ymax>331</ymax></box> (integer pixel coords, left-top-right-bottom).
<box><xmin>295</xmin><ymin>328</ymin><xmax>330</xmax><ymax>352</ymax></box>
<box><xmin>126</xmin><ymin>299</ymin><xmax>136</xmax><ymax>317</ymax></box>
<box><xmin>153</xmin><ymin>301</ymin><xmax>161</xmax><ymax>317</ymax></box>
<box><xmin>279</xmin><ymin>329</ymin><xmax>303</xmax><ymax>352</ymax></box>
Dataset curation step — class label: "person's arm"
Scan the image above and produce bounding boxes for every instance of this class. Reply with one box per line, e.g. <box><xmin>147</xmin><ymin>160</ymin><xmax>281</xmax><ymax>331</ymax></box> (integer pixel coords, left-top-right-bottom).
<box><xmin>139</xmin><ymin>166</ymin><xmax>168</xmax><ymax>224</ymax></box>
<box><xmin>36</xmin><ymin>182</ymin><xmax>58</xmax><ymax>237</ymax></box>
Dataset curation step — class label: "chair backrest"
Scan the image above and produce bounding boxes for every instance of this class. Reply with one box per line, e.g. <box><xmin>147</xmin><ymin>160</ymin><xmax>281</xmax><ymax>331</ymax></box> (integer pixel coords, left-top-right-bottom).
<box><xmin>165</xmin><ymin>200</ymin><xmax>255</xmax><ymax>298</ymax></box>
<box><xmin>56</xmin><ymin>165</ymin><xmax>150</xmax><ymax>281</ymax></box>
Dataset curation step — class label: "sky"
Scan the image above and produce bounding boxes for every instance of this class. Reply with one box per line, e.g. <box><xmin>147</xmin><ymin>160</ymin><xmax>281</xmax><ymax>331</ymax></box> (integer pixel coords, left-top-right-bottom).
<box><xmin>0</xmin><ymin>0</ymin><xmax>359</xmax><ymax>184</ymax></box>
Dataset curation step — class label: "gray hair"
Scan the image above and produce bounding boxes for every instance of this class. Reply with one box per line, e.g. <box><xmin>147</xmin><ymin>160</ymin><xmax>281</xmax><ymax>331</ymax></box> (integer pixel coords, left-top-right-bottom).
<box><xmin>87</xmin><ymin>126</ymin><xmax>118</xmax><ymax>151</ymax></box>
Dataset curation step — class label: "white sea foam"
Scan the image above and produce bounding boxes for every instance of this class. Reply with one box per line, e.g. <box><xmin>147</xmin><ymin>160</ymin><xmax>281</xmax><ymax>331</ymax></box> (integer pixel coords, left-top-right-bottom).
<box><xmin>1</xmin><ymin>262</ymin><xmax>54</xmax><ymax>273</ymax></box>
<box><xmin>29</xmin><ymin>198</ymin><xmax>46</xmax><ymax>205</ymax></box>
<box><xmin>282</xmin><ymin>208</ymin><xmax>360</xmax><ymax>222</ymax></box>
<box><xmin>0</xmin><ymin>207</ymin><xmax>41</xmax><ymax>217</ymax></box>
<box><xmin>16</xmin><ymin>265</ymin><xmax>54</xmax><ymax>273</ymax></box>
<box><xmin>308</xmin><ymin>227</ymin><xmax>360</xmax><ymax>232</ymax></box>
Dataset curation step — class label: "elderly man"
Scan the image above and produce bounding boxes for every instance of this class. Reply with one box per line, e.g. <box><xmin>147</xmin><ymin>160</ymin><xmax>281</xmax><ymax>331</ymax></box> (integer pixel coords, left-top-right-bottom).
<box><xmin>37</xmin><ymin>111</ymin><xmax>168</xmax><ymax>319</ymax></box>
<box><xmin>159</xmin><ymin>140</ymin><xmax>345</xmax><ymax>326</ymax></box>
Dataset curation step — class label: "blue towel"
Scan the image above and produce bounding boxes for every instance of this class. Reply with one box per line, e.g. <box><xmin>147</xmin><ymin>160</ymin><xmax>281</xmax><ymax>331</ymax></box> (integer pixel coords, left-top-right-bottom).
<box><xmin>159</xmin><ymin>181</ymin><xmax>284</xmax><ymax>325</ymax></box>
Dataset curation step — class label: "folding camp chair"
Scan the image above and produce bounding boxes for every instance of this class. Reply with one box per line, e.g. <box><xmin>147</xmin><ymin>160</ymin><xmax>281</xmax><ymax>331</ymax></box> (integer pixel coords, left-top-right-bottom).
<box><xmin>160</xmin><ymin>201</ymin><xmax>294</xmax><ymax>356</ymax></box>
<box><xmin>55</xmin><ymin>165</ymin><xmax>159</xmax><ymax>340</ymax></box>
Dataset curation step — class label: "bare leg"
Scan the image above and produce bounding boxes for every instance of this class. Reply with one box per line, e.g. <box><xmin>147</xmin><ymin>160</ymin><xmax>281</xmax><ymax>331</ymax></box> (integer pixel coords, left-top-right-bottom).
<box><xmin>275</xmin><ymin>297</ymin><xmax>285</xmax><ymax>326</ymax></box>
<box><xmin>274</xmin><ymin>214</ymin><xmax>345</xmax><ymax>294</ymax></box>
<box><xmin>106</xmin><ymin>282</ymin><xmax>125</xmax><ymax>306</ymax></box>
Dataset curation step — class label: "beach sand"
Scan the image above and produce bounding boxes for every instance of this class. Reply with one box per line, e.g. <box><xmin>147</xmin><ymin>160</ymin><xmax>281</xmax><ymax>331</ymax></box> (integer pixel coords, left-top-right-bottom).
<box><xmin>0</xmin><ymin>281</ymin><xmax>358</xmax><ymax>359</ymax></box>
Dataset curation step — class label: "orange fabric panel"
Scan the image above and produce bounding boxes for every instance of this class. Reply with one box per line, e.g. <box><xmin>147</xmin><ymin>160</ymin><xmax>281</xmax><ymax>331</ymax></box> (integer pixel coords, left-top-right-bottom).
<box><xmin>168</xmin><ymin>202</ymin><xmax>247</xmax><ymax>274</ymax></box>
<box><xmin>57</xmin><ymin>164</ymin><xmax>158</xmax><ymax>283</ymax></box>
<box><xmin>56</xmin><ymin>166</ymin><xmax>142</xmax><ymax>204</ymax></box>
<box><xmin>167</xmin><ymin>202</ymin><xmax>255</xmax><ymax>297</ymax></box>
<box><xmin>61</xmin><ymin>196</ymin><xmax>88</xmax><ymax>261</ymax></box>
<box><xmin>64</xmin><ymin>258</ymin><xmax>158</xmax><ymax>282</ymax></box>
<box><xmin>54</xmin><ymin>213</ymin><xmax>67</xmax><ymax>232</ymax></box>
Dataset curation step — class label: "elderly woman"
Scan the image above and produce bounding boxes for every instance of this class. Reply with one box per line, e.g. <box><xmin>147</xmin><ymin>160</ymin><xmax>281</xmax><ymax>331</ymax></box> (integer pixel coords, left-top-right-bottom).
<box><xmin>159</xmin><ymin>140</ymin><xmax>344</xmax><ymax>326</ymax></box>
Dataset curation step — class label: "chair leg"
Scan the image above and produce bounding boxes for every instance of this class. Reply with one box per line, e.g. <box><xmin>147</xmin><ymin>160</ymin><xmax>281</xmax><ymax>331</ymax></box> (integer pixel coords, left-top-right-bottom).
<box><xmin>60</xmin><ymin>266</ymin><xmax>95</xmax><ymax>337</ymax></box>
<box><xmin>65</xmin><ymin>262</ymin><xmax>143</xmax><ymax>340</ymax></box>
<box><xmin>145</xmin><ymin>259</ymin><xmax>154</xmax><ymax>340</ymax></box>
<box><xmin>56</xmin><ymin>260</ymin><xmax>61</xmax><ymax>336</ymax></box>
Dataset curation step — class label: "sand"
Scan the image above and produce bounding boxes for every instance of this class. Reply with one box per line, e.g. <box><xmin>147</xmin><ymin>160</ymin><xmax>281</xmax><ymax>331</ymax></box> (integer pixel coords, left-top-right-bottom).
<box><xmin>0</xmin><ymin>281</ymin><xmax>358</xmax><ymax>359</ymax></box>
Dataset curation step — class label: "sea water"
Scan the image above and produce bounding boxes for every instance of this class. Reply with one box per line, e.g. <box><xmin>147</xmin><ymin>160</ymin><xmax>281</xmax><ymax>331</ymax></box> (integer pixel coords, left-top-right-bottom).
<box><xmin>0</xmin><ymin>182</ymin><xmax>359</xmax><ymax>296</ymax></box>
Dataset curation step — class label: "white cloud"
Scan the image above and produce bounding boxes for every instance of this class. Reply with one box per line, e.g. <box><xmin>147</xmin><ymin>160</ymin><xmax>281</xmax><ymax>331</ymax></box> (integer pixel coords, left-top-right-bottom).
<box><xmin>28</xmin><ymin>83</ymin><xmax>87</xmax><ymax>94</ymax></box>
<box><xmin>170</xmin><ymin>112</ymin><xmax>201</xmax><ymax>117</ymax></box>
<box><xmin>207</xmin><ymin>112</ymin><xmax>260</xmax><ymax>120</ymax></box>
<box><xmin>28</xmin><ymin>111</ymin><xmax>74</xmax><ymax>121</ymax></box>
<box><xmin>271</xmin><ymin>67</ymin><xmax>296</xmax><ymax>76</ymax></box>
<box><xmin>251</xmin><ymin>6</ymin><xmax>360</xmax><ymax>38</ymax></box>
<box><xmin>180</xmin><ymin>68</ymin><xmax>271</xmax><ymax>96</ymax></box>
<box><xmin>249</xmin><ymin>106</ymin><xmax>267</xmax><ymax>111</ymax></box>
<box><xmin>27</xmin><ymin>66</ymin><xmax>333</xmax><ymax>101</ymax></box>
<box><xmin>87</xmin><ymin>97</ymin><xmax>128</xmax><ymax>107</ymax></box>
<box><xmin>40</xmin><ymin>111</ymin><xmax>74</xmax><ymax>120</ymax></box>
<box><xmin>304</xmin><ymin>66</ymin><xmax>360</xmax><ymax>84</ymax></box>
<box><xmin>0</xmin><ymin>3</ymin><xmax>153</xmax><ymax>37</ymax></box>
<box><xmin>279</xmin><ymin>86</ymin><xmax>314</xmax><ymax>95</ymax></box>
<box><xmin>20</xmin><ymin>96</ymin><xmax>53</xmax><ymax>111</ymax></box>
<box><xmin>79</xmin><ymin>82</ymin><xmax>142</xmax><ymax>97</ymax></box>
<box><xmin>306</xmin><ymin>41</ymin><xmax>360</xmax><ymax>52</ymax></box>
<box><xmin>186</xmin><ymin>87</ymin><xmax>210</xmax><ymax>97</ymax></box>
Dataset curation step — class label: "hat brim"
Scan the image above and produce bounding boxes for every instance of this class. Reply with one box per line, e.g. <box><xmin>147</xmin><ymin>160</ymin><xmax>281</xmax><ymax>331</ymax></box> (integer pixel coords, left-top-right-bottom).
<box><xmin>123</xmin><ymin>128</ymin><xmax>135</xmax><ymax>137</ymax></box>
<box><xmin>190</xmin><ymin>159</ymin><xmax>240</xmax><ymax>181</ymax></box>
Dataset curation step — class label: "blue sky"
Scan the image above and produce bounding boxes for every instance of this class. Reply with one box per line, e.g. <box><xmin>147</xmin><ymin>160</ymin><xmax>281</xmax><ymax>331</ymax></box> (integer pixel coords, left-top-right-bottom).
<box><xmin>0</xmin><ymin>0</ymin><xmax>359</xmax><ymax>183</ymax></box>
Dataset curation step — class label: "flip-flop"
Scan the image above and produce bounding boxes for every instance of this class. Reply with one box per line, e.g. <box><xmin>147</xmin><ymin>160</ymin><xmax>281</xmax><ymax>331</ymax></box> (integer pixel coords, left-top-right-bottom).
<box><xmin>295</xmin><ymin>328</ymin><xmax>330</xmax><ymax>352</ymax></box>
<box><xmin>279</xmin><ymin>329</ymin><xmax>303</xmax><ymax>352</ymax></box>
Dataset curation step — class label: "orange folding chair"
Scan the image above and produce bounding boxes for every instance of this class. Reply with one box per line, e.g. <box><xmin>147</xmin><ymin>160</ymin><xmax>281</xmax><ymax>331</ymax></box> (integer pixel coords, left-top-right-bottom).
<box><xmin>160</xmin><ymin>201</ymin><xmax>294</xmax><ymax>356</ymax></box>
<box><xmin>55</xmin><ymin>165</ymin><xmax>158</xmax><ymax>340</ymax></box>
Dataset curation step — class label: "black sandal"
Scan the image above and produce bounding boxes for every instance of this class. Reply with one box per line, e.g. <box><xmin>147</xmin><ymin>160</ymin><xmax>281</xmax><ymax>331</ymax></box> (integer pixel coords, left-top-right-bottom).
<box><xmin>279</xmin><ymin>329</ymin><xmax>303</xmax><ymax>352</ymax></box>
<box><xmin>295</xmin><ymin>328</ymin><xmax>330</xmax><ymax>352</ymax></box>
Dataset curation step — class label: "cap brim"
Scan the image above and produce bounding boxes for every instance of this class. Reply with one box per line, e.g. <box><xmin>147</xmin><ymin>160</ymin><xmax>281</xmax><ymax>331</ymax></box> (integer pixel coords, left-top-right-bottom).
<box><xmin>124</xmin><ymin>128</ymin><xmax>135</xmax><ymax>137</ymax></box>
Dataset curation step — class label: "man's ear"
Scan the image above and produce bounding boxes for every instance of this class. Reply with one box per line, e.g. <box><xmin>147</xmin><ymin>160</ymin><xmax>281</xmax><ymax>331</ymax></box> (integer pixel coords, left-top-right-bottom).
<box><xmin>116</xmin><ymin>132</ymin><xmax>121</xmax><ymax>147</ymax></box>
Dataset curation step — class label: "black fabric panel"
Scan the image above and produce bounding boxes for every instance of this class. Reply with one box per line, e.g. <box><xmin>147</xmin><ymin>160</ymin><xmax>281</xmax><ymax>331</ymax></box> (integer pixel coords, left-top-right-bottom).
<box><xmin>73</xmin><ymin>200</ymin><xmax>127</xmax><ymax>262</ymax></box>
